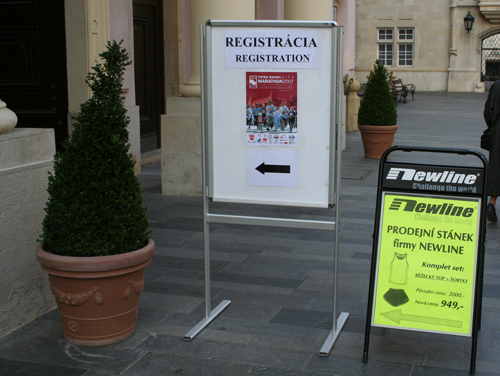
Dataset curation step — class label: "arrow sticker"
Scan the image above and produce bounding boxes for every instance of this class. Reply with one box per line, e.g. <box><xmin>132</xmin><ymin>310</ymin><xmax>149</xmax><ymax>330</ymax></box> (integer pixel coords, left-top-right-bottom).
<box><xmin>256</xmin><ymin>162</ymin><xmax>291</xmax><ymax>175</ymax></box>
<box><xmin>247</xmin><ymin>149</ymin><xmax>298</xmax><ymax>188</ymax></box>
<box><xmin>380</xmin><ymin>309</ymin><xmax>463</xmax><ymax>328</ymax></box>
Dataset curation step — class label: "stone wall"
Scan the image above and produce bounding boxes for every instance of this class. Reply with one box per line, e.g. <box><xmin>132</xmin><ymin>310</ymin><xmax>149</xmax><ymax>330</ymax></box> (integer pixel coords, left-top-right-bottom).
<box><xmin>355</xmin><ymin>0</ymin><xmax>452</xmax><ymax>90</ymax></box>
<box><xmin>0</xmin><ymin>129</ymin><xmax>56</xmax><ymax>337</ymax></box>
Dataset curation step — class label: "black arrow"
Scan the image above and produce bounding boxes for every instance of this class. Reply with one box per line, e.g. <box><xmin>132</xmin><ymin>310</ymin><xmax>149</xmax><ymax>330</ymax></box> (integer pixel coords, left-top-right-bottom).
<box><xmin>256</xmin><ymin>162</ymin><xmax>291</xmax><ymax>175</ymax></box>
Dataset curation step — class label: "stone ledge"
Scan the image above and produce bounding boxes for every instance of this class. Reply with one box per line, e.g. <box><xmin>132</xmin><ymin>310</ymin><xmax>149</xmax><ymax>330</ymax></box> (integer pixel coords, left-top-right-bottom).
<box><xmin>0</xmin><ymin>128</ymin><xmax>55</xmax><ymax>170</ymax></box>
<box><xmin>141</xmin><ymin>149</ymin><xmax>161</xmax><ymax>166</ymax></box>
<box><xmin>165</xmin><ymin>97</ymin><xmax>201</xmax><ymax>117</ymax></box>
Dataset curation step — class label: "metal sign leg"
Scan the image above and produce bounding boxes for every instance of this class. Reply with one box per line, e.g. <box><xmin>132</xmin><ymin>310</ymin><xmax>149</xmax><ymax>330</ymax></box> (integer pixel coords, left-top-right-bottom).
<box><xmin>319</xmin><ymin>312</ymin><xmax>350</xmax><ymax>356</ymax></box>
<box><xmin>183</xmin><ymin>300</ymin><xmax>231</xmax><ymax>341</ymax></box>
<box><xmin>183</xmin><ymin>188</ymin><xmax>231</xmax><ymax>341</ymax></box>
<box><xmin>184</xmin><ymin>28</ymin><xmax>231</xmax><ymax>340</ymax></box>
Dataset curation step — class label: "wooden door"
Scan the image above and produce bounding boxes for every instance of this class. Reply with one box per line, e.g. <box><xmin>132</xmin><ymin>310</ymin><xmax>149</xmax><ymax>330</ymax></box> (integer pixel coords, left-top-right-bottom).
<box><xmin>133</xmin><ymin>0</ymin><xmax>164</xmax><ymax>153</ymax></box>
<box><xmin>0</xmin><ymin>0</ymin><xmax>68</xmax><ymax>150</ymax></box>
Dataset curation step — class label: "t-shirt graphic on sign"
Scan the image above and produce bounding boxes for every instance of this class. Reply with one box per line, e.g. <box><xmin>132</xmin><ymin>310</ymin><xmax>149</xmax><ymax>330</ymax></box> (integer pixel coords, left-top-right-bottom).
<box><xmin>383</xmin><ymin>253</ymin><xmax>410</xmax><ymax>307</ymax></box>
<box><xmin>389</xmin><ymin>252</ymin><xmax>409</xmax><ymax>285</ymax></box>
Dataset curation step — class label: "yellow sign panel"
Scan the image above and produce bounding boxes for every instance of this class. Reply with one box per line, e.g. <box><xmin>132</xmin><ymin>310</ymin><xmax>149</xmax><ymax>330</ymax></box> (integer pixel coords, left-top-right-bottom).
<box><xmin>372</xmin><ymin>193</ymin><xmax>480</xmax><ymax>336</ymax></box>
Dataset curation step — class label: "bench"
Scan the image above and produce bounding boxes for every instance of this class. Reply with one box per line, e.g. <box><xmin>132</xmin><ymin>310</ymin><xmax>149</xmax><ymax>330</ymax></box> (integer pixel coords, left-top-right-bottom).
<box><xmin>389</xmin><ymin>78</ymin><xmax>416</xmax><ymax>105</ymax></box>
<box><xmin>357</xmin><ymin>78</ymin><xmax>416</xmax><ymax>105</ymax></box>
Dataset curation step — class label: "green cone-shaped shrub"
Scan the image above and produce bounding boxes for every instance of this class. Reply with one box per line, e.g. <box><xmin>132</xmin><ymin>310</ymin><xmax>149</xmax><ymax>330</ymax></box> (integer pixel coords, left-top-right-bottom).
<box><xmin>357</xmin><ymin>60</ymin><xmax>398</xmax><ymax>126</ymax></box>
<box><xmin>40</xmin><ymin>41</ymin><xmax>150</xmax><ymax>257</ymax></box>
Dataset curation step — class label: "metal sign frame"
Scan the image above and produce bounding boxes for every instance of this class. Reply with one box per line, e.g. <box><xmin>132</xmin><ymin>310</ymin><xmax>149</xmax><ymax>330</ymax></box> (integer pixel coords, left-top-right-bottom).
<box><xmin>206</xmin><ymin>20</ymin><xmax>338</xmax><ymax>208</ymax></box>
<box><xmin>183</xmin><ymin>20</ymin><xmax>348</xmax><ymax>357</ymax></box>
<box><xmin>363</xmin><ymin>146</ymin><xmax>488</xmax><ymax>375</ymax></box>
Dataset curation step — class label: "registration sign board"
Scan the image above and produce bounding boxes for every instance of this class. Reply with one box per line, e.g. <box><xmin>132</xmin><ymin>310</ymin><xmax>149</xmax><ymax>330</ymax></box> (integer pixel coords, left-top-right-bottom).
<box><xmin>204</xmin><ymin>21</ymin><xmax>342</xmax><ymax>208</ymax></box>
<box><xmin>195</xmin><ymin>21</ymin><xmax>348</xmax><ymax>355</ymax></box>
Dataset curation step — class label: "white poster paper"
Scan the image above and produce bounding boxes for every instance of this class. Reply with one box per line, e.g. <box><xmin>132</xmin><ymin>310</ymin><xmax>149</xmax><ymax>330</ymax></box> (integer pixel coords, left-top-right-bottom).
<box><xmin>247</xmin><ymin>149</ymin><xmax>299</xmax><ymax>188</ymax></box>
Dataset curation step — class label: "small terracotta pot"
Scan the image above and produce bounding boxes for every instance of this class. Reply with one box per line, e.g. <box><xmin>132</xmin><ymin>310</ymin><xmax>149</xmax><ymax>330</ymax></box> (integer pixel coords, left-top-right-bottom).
<box><xmin>36</xmin><ymin>239</ymin><xmax>155</xmax><ymax>346</ymax></box>
<box><xmin>358</xmin><ymin>124</ymin><xmax>399</xmax><ymax>159</ymax></box>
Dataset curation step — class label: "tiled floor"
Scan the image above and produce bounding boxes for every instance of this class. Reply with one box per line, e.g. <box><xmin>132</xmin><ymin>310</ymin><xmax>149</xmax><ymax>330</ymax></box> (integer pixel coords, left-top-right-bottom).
<box><xmin>2</xmin><ymin>92</ymin><xmax>500</xmax><ymax>375</ymax></box>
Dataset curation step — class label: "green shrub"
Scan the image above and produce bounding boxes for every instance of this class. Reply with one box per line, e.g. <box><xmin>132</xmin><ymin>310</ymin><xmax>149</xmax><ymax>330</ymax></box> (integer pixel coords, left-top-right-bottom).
<box><xmin>357</xmin><ymin>60</ymin><xmax>398</xmax><ymax>126</ymax></box>
<box><xmin>41</xmin><ymin>41</ymin><xmax>150</xmax><ymax>257</ymax></box>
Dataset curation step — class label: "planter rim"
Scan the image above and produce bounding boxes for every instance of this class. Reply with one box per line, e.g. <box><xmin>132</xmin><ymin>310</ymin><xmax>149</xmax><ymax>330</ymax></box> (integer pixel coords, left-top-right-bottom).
<box><xmin>358</xmin><ymin>124</ymin><xmax>399</xmax><ymax>131</ymax></box>
<box><xmin>36</xmin><ymin>239</ymin><xmax>155</xmax><ymax>272</ymax></box>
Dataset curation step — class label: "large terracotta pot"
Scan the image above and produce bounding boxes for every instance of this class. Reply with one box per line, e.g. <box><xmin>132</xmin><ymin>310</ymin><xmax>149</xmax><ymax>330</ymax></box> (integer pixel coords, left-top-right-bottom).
<box><xmin>36</xmin><ymin>239</ymin><xmax>155</xmax><ymax>346</ymax></box>
<box><xmin>358</xmin><ymin>124</ymin><xmax>399</xmax><ymax>159</ymax></box>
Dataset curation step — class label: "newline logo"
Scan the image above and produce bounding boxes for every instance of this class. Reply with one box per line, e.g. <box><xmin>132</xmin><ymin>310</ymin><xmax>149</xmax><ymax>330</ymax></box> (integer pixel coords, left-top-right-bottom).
<box><xmin>386</xmin><ymin>168</ymin><xmax>477</xmax><ymax>185</ymax></box>
<box><xmin>389</xmin><ymin>198</ymin><xmax>474</xmax><ymax>217</ymax></box>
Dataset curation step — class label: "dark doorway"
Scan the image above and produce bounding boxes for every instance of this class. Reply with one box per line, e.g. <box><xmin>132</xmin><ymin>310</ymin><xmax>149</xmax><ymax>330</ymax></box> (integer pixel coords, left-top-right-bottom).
<box><xmin>0</xmin><ymin>0</ymin><xmax>68</xmax><ymax>150</ymax></box>
<box><xmin>133</xmin><ymin>0</ymin><xmax>165</xmax><ymax>153</ymax></box>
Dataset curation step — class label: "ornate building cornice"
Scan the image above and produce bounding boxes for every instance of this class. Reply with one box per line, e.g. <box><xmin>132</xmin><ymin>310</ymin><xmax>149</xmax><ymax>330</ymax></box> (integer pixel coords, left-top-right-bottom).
<box><xmin>479</xmin><ymin>0</ymin><xmax>500</xmax><ymax>23</ymax></box>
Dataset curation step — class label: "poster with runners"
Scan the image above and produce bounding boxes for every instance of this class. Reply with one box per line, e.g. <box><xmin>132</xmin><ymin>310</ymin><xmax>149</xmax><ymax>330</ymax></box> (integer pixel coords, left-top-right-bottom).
<box><xmin>246</xmin><ymin>72</ymin><xmax>298</xmax><ymax>146</ymax></box>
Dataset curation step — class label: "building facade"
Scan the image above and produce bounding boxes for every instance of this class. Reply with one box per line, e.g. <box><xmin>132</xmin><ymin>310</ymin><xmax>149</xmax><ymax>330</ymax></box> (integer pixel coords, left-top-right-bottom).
<box><xmin>355</xmin><ymin>0</ymin><xmax>500</xmax><ymax>92</ymax></box>
<box><xmin>4</xmin><ymin>1</ymin><xmax>500</xmax><ymax>168</ymax></box>
<box><xmin>6</xmin><ymin>0</ymin><xmax>500</xmax><ymax>193</ymax></box>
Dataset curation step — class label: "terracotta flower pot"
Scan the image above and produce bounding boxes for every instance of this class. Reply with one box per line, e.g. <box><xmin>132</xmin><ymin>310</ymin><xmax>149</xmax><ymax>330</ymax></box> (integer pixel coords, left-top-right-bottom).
<box><xmin>36</xmin><ymin>239</ymin><xmax>155</xmax><ymax>346</ymax></box>
<box><xmin>358</xmin><ymin>124</ymin><xmax>399</xmax><ymax>159</ymax></box>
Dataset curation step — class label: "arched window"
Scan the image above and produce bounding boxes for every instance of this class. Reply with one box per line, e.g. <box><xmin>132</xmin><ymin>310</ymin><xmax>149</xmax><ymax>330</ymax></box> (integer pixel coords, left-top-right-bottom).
<box><xmin>482</xmin><ymin>33</ymin><xmax>500</xmax><ymax>90</ymax></box>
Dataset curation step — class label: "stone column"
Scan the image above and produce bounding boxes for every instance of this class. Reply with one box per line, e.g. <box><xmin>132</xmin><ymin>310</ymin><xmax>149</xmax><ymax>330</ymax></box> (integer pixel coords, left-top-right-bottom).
<box><xmin>447</xmin><ymin>1</ymin><xmax>481</xmax><ymax>92</ymax></box>
<box><xmin>179</xmin><ymin>0</ymin><xmax>256</xmax><ymax>97</ymax></box>
<box><xmin>109</xmin><ymin>0</ymin><xmax>141</xmax><ymax>174</ymax></box>
<box><xmin>284</xmin><ymin>0</ymin><xmax>333</xmax><ymax>21</ymax></box>
<box><xmin>284</xmin><ymin>1</ymin><xmax>347</xmax><ymax>149</ymax></box>
<box><xmin>65</xmin><ymin>1</ymin><xmax>141</xmax><ymax>174</ymax></box>
<box><xmin>285</xmin><ymin>0</ymin><xmax>356</xmax><ymax>78</ymax></box>
<box><xmin>338</xmin><ymin>0</ymin><xmax>356</xmax><ymax>77</ymax></box>
<box><xmin>65</xmin><ymin>0</ymin><xmax>110</xmax><ymax>113</ymax></box>
<box><xmin>163</xmin><ymin>0</ymin><xmax>255</xmax><ymax>196</ymax></box>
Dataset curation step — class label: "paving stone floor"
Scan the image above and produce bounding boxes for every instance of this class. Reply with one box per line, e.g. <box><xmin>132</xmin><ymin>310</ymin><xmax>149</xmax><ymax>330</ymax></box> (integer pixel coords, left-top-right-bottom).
<box><xmin>1</xmin><ymin>92</ymin><xmax>500</xmax><ymax>375</ymax></box>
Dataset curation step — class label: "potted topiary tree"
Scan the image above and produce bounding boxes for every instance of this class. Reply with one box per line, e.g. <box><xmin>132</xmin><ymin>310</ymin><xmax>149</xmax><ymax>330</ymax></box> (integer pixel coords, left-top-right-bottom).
<box><xmin>36</xmin><ymin>41</ymin><xmax>154</xmax><ymax>346</ymax></box>
<box><xmin>357</xmin><ymin>60</ymin><xmax>398</xmax><ymax>158</ymax></box>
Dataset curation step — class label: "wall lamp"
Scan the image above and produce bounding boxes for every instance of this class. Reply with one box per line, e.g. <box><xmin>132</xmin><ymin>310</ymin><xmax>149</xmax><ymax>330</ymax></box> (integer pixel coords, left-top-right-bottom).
<box><xmin>464</xmin><ymin>11</ymin><xmax>475</xmax><ymax>33</ymax></box>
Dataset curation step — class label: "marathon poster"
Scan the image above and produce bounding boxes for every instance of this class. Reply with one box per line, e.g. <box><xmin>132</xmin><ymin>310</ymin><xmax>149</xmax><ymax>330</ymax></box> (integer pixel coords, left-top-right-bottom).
<box><xmin>246</xmin><ymin>72</ymin><xmax>298</xmax><ymax>146</ymax></box>
<box><xmin>372</xmin><ymin>192</ymin><xmax>480</xmax><ymax>336</ymax></box>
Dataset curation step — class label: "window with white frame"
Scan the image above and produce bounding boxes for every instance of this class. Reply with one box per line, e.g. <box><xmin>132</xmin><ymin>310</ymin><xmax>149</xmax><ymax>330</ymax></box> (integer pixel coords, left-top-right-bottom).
<box><xmin>378</xmin><ymin>28</ymin><xmax>393</xmax><ymax>41</ymax></box>
<box><xmin>378</xmin><ymin>28</ymin><xmax>393</xmax><ymax>66</ymax></box>
<box><xmin>377</xmin><ymin>28</ymin><xmax>415</xmax><ymax>67</ymax></box>
<box><xmin>398</xmin><ymin>28</ymin><xmax>413</xmax><ymax>41</ymax></box>
<box><xmin>378</xmin><ymin>44</ymin><xmax>393</xmax><ymax>66</ymax></box>
<box><xmin>398</xmin><ymin>28</ymin><xmax>414</xmax><ymax>66</ymax></box>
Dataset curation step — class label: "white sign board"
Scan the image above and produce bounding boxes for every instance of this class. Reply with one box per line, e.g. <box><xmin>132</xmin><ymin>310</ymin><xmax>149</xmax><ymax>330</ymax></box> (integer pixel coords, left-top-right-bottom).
<box><xmin>205</xmin><ymin>21</ymin><xmax>341</xmax><ymax>208</ymax></box>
